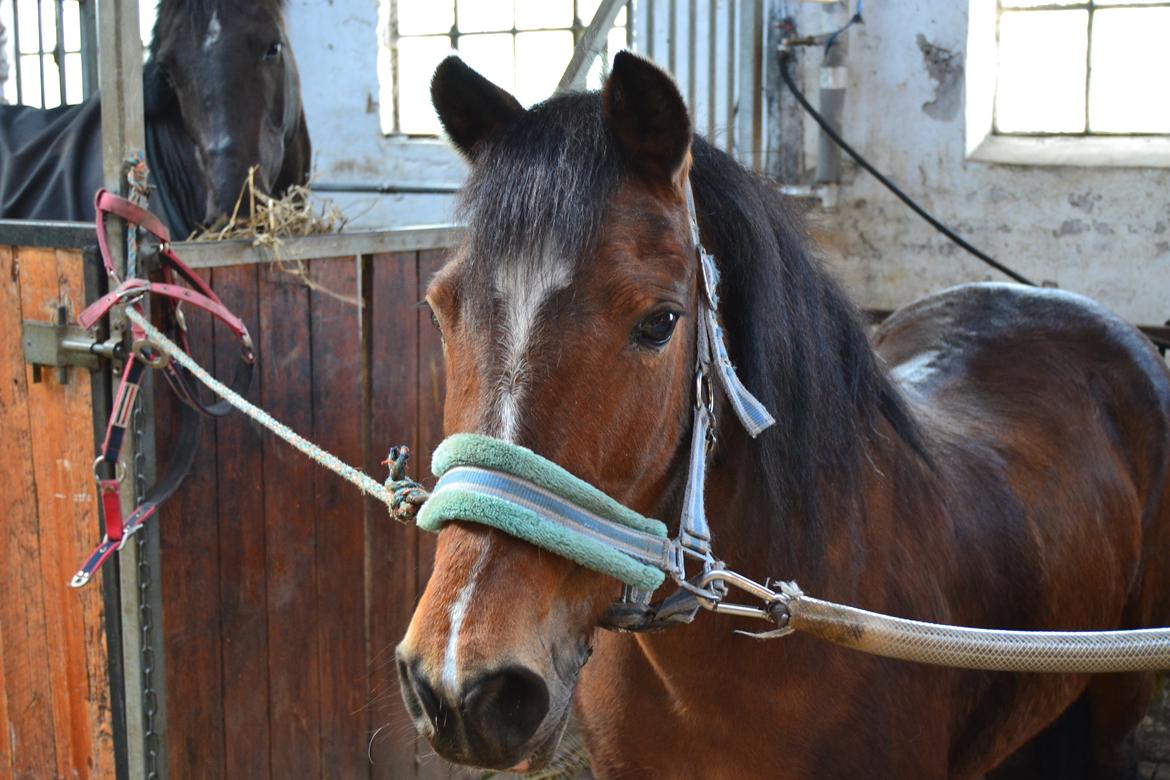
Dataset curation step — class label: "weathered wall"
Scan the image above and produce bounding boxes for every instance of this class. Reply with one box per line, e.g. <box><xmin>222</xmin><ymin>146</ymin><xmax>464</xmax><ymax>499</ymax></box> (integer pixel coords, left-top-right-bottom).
<box><xmin>788</xmin><ymin>1</ymin><xmax>1169</xmax><ymax>326</ymax></box>
<box><xmin>285</xmin><ymin>0</ymin><xmax>464</xmax><ymax>228</ymax></box>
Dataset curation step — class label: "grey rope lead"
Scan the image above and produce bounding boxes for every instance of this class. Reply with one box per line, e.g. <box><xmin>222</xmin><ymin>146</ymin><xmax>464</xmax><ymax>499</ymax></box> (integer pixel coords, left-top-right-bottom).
<box><xmin>711</xmin><ymin>575</ymin><xmax>1170</xmax><ymax>673</ymax></box>
<box><xmin>128</xmin><ymin>307</ymin><xmax>1170</xmax><ymax>673</ymax></box>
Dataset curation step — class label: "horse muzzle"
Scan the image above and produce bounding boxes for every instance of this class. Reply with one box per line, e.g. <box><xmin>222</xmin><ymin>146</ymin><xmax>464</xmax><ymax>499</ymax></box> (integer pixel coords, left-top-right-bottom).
<box><xmin>396</xmin><ymin>651</ymin><xmax>555</xmax><ymax>770</ymax></box>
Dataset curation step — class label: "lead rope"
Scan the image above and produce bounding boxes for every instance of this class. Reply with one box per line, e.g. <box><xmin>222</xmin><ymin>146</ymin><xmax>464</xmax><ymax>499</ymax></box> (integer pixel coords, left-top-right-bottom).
<box><xmin>121</xmin><ymin>307</ymin><xmax>428</xmax><ymax>524</ymax></box>
<box><xmin>123</xmin><ymin>307</ymin><xmax>1170</xmax><ymax>673</ymax></box>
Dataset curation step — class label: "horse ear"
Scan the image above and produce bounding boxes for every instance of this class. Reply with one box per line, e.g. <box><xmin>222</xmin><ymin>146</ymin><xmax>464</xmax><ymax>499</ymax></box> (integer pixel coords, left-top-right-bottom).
<box><xmin>431</xmin><ymin>56</ymin><xmax>523</xmax><ymax>160</ymax></box>
<box><xmin>602</xmin><ymin>51</ymin><xmax>692</xmax><ymax>186</ymax></box>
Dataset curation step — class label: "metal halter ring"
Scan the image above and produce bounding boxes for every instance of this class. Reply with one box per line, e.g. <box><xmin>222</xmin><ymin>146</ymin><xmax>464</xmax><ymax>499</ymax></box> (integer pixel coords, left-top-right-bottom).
<box><xmin>132</xmin><ymin>338</ymin><xmax>171</xmax><ymax>369</ymax></box>
<box><xmin>695</xmin><ymin>369</ymin><xmax>714</xmax><ymax>416</ymax></box>
<box><xmin>93</xmin><ymin>455</ymin><xmax>128</xmax><ymax>483</ymax></box>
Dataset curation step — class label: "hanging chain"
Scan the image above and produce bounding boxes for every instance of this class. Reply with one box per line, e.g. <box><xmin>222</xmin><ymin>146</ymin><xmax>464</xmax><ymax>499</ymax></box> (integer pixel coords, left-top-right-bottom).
<box><xmin>131</xmin><ymin>394</ymin><xmax>161</xmax><ymax>779</ymax></box>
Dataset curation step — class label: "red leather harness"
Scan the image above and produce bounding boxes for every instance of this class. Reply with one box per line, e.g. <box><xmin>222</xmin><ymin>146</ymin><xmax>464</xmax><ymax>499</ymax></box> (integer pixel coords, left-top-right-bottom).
<box><xmin>71</xmin><ymin>190</ymin><xmax>254</xmax><ymax>587</ymax></box>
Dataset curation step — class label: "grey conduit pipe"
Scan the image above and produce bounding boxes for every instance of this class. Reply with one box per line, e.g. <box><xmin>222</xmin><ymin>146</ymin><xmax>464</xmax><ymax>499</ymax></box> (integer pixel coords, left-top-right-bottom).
<box><xmin>782</xmin><ymin>588</ymin><xmax>1170</xmax><ymax>673</ymax></box>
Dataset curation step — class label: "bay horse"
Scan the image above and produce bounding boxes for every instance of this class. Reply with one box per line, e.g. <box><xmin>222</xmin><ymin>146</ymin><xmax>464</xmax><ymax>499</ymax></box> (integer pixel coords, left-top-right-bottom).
<box><xmin>0</xmin><ymin>0</ymin><xmax>310</xmax><ymax>236</ymax></box>
<box><xmin>395</xmin><ymin>52</ymin><xmax>1170</xmax><ymax>778</ymax></box>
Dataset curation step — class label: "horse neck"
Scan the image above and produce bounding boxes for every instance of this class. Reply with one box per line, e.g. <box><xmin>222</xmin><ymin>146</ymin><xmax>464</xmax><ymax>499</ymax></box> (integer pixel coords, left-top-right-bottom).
<box><xmin>708</xmin><ymin>404</ymin><xmax>927</xmax><ymax>603</ymax></box>
<box><xmin>144</xmin><ymin>106</ymin><xmax>206</xmax><ymax>237</ymax></box>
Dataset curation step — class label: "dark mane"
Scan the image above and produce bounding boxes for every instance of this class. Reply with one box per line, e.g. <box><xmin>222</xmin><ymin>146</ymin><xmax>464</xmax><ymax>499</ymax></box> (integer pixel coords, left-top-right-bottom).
<box><xmin>459</xmin><ymin>92</ymin><xmax>922</xmax><ymax>548</ymax></box>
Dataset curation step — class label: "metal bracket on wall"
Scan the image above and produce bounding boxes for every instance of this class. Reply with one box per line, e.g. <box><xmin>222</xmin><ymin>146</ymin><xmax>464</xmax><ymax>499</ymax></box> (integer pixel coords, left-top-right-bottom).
<box><xmin>21</xmin><ymin>311</ymin><xmax>123</xmax><ymax>383</ymax></box>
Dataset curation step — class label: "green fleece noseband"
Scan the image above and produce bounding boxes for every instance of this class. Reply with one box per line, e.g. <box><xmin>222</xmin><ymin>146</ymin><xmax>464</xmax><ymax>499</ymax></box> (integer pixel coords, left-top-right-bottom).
<box><xmin>415</xmin><ymin>434</ymin><xmax>672</xmax><ymax>590</ymax></box>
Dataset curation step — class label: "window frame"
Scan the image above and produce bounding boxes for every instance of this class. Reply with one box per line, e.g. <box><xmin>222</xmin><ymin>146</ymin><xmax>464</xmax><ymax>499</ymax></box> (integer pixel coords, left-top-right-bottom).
<box><xmin>965</xmin><ymin>0</ymin><xmax>1170</xmax><ymax>167</ymax></box>
<box><xmin>379</xmin><ymin>0</ymin><xmax>632</xmax><ymax>138</ymax></box>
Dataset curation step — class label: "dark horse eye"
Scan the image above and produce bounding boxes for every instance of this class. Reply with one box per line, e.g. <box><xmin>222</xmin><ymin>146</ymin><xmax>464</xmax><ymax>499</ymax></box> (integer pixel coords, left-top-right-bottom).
<box><xmin>264</xmin><ymin>40</ymin><xmax>283</xmax><ymax>60</ymax></box>
<box><xmin>429</xmin><ymin>308</ymin><xmax>443</xmax><ymax>337</ymax></box>
<box><xmin>635</xmin><ymin>311</ymin><xmax>681</xmax><ymax>349</ymax></box>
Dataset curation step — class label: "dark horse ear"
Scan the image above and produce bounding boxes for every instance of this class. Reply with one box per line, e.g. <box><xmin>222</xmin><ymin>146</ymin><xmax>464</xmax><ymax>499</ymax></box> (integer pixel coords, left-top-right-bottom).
<box><xmin>431</xmin><ymin>56</ymin><xmax>524</xmax><ymax>160</ymax></box>
<box><xmin>602</xmin><ymin>51</ymin><xmax>692</xmax><ymax>186</ymax></box>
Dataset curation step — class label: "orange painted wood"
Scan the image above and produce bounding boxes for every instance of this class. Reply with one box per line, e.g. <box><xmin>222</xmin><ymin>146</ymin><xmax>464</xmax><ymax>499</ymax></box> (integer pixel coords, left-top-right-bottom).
<box><xmin>0</xmin><ymin>245</ymin><xmax>60</xmax><ymax>780</ymax></box>
<box><xmin>1</xmin><ymin>246</ymin><xmax>114</xmax><ymax>779</ymax></box>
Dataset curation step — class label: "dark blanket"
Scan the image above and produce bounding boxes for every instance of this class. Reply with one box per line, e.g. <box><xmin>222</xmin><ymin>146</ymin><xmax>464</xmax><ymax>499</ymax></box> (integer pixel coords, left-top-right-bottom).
<box><xmin>0</xmin><ymin>96</ymin><xmax>104</xmax><ymax>222</ymax></box>
<box><xmin>0</xmin><ymin>94</ymin><xmax>193</xmax><ymax>235</ymax></box>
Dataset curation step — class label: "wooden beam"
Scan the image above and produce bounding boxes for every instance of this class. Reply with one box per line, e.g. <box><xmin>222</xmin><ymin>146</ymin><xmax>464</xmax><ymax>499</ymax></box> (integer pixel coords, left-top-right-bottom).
<box><xmin>557</xmin><ymin>0</ymin><xmax>627</xmax><ymax>93</ymax></box>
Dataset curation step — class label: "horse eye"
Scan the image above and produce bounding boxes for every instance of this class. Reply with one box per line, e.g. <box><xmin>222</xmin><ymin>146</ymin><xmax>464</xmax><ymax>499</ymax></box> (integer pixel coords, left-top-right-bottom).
<box><xmin>264</xmin><ymin>41</ymin><xmax>283</xmax><ymax>60</ymax></box>
<box><xmin>429</xmin><ymin>308</ymin><xmax>443</xmax><ymax>338</ymax></box>
<box><xmin>635</xmin><ymin>311</ymin><xmax>680</xmax><ymax>349</ymax></box>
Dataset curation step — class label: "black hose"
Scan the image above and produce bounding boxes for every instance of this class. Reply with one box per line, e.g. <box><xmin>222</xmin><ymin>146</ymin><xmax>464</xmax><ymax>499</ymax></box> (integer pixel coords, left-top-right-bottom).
<box><xmin>778</xmin><ymin>50</ymin><xmax>1036</xmax><ymax>286</ymax></box>
<box><xmin>777</xmin><ymin>50</ymin><xmax>1170</xmax><ymax>352</ymax></box>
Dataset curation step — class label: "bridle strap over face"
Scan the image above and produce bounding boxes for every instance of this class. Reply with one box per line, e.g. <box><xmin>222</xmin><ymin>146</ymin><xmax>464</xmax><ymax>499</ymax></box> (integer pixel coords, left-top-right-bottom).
<box><xmin>602</xmin><ymin>179</ymin><xmax>775</xmax><ymax>630</ymax></box>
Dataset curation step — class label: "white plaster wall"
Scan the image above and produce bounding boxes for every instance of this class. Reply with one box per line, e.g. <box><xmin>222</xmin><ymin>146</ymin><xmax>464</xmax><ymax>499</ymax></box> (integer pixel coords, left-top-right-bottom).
<box><xmin>285</xmin><ymin>0</ymin><xmax>464</xmax><ymax>228</ymax></box>
<box><xmin>286</xmin><ymin>0</ymin><xmax>1168</xmax><ymax>327</ymax></box>
<box><xmin>791</xmin><ymin>1</ymin><xmax>1170</xmax><ymax>325</ymax></box>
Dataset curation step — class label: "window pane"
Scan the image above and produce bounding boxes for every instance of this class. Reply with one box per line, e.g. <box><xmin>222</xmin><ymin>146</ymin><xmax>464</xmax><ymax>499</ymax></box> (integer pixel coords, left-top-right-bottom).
<box><xmin>16</xmin><ymin>0</ymin><xmax>40</xmax><ymax>53</ymax></box>
<box><xmin>995</xmin><ymin>9</ymin><xmax>1088</xmax><ymax>133</ymax></box>
<box><xmin>515</xmin><ymin>0</ymin><xmax>573</xmax><ymax>29</ymax></box>
<box><xmin>1089</xmin><ymin>8</ymin><xmax>1170</xmax><ymax>133</ymax></box>
<box><xmin>514</xmin><ymin>30</ymin><xmax>573</xmax><ymax>105</ymax></box>
<box><xmin>63</xmin><ymin>1</ymin><xmax>81</xmax><ymax>52</ymax></box>
<box><xmin>457</xmin><ymin>0</ymin><xmax>513</xmax><ymax>34</ymax></box>
<box><xmin>18</xmin><ymin>54</ymin><xmax>41</xmax><ymax>106</ymax></box>
<box><xmin>397</xmin><ymin>35</ymin><xmax>453</xmax><ymax>135</ymax></box>
<box><xmin>459</xmin><ymin>33</ymin><xmax>515</xmax><ymax>93</ymax></box>
<box><xmin>1095</xmin><ymin>0</ymin><xmax>1167</xmax><ymax>5</ymax></box>
<box><xmin>397</xmin><ymin>0</ymin><xmax>454</xmax><ymax>36</ymax></box>
<box><xmin>64</xmin><ymin>51</ymin><xmax>82</xmax><ymax>104</ymax></box>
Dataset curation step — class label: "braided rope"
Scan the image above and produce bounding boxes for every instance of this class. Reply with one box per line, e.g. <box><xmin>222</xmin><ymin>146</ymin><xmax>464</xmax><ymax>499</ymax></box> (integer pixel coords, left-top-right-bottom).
<box><xmin>123</xmin><ymin>307</ymin><xmax>426</xmax><ymax>522</ymax></box>
<box><xmin>123</xmin><ymin>308</ymin><xmax>1170</xmax><ymax>673</ymax></box>
<box><xmin>124</xmin><ymin>152</ymin><xmax>152</xmax><ymax>278</ymax></box>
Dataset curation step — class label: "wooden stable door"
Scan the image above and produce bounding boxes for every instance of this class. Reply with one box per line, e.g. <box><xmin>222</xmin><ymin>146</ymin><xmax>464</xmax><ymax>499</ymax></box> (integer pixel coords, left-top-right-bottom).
<box><xmin>157</xmin><ymin>250</ymin><xmax>458</xmax><ymax>779</ymax></box>
<box><xmin>0</xmin><ymin>245</ymin><xmax>116</xmax><ymax>779</ymax></box>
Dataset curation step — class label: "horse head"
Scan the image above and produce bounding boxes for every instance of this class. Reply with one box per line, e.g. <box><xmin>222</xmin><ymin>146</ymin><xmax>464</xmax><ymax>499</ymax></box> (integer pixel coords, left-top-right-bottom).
<box><xmin>146</xmin><ymin>0</ymin><xmax>310</xmax><ymax>228</ymax></box>
<box><xmin>395</xmin><ymin>52</ymin><xmax>707</xmax><ymax>771</ymax></box>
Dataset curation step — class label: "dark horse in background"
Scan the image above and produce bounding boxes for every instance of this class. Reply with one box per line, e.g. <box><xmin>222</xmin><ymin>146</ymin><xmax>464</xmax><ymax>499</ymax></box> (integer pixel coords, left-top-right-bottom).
<box><xmin>0</xmin><ymin>0</ymin><xmax>310</xmax><ymax>236</ymax></box>
<box><xmin>394</xmin><ymin>53</ymin><xmax>1170</xmax><ymax>778</ymax></box>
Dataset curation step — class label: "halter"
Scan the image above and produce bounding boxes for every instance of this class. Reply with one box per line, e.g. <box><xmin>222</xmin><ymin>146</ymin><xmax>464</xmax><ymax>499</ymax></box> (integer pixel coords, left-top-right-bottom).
<box><xmin>415</xmin><ymin>180</ymin><xmax>775</xmax><ymax>631</ymax></box>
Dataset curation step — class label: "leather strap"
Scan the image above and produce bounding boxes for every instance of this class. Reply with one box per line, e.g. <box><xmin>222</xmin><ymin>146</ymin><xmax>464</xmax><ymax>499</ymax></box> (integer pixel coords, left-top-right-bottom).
<box><xmin>72</xmin><ymin>191</ymin><xmax>252</xmax><ymax>586</ymax></box>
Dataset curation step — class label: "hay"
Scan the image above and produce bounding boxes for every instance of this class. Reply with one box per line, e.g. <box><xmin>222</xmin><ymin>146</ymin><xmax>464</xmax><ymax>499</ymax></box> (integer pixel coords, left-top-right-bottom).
<box><xmin>190</xmin><ymin>166</ymin><xmax>358</xmax><ymax>305</ymax></box>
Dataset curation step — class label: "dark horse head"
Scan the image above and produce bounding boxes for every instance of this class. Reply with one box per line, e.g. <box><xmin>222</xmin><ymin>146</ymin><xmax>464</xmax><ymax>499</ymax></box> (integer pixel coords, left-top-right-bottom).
<box><xmin>145</xmin><ymin>0</ymin><xmax>311</xmax><ymax>230</ymax></box>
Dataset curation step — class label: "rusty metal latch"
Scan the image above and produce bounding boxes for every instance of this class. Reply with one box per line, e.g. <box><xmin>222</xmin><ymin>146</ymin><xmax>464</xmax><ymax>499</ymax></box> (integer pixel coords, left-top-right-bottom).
<box><xmin>21</xmin><ymin>306</ymin><xmax>124</xmax><ymax>383</ymax></box>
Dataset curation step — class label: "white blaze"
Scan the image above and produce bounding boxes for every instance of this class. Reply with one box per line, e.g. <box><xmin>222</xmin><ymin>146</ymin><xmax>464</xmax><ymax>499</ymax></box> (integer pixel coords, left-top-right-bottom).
<box><xmin>490</xmin><ymin>257</ymin><xmax>571</xmax><ymax>442</ymax></box>
<box><xmin>203</xmin><ymin>11</ymin><xmax>221</xmax><ymax>51</ymax></box>
<box><xmin>441</xmin><ymin>542</ymin><xmax>491</xmax><ymax>694</ymax></box>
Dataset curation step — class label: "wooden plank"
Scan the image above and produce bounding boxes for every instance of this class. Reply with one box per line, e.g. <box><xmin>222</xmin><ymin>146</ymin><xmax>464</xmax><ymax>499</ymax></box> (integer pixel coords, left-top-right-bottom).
<box><xmin>157</xmin><ymin>268</ymin><xmax>226</xmax><ymax>777</ymax></box>
<box><xmin>308</xmin><ymin>258</ymin><xmax>369</xmax><ymax>779</ymax></box>
<box><xmin>415</xmin><ymin>250</ymin><xmax>449</xmax><ymax>599</ymax></box>
<box><xmin>19</xmin><ymin>247</ymin><xmax>116</xmax><ymax>780</ymax></box>
<box><xmin>173</xmin><ymin>226</ymin><xmax>464</xmax><ymax>270</ymax></box>
<box><xmin>0</xmin><ymin>607</ymin><xmax>12</xmax><ymax>776</ymax></box>
<box><xmin>0</xmin><ymin>246</ymin><xmax>61</xmax><ymax>779</ymax></box>
<box><xmin>366</xmin><ymin>252</ymin><xmax>420</xmax><ymax>779</ymax></box>
<box><xmin>260</xmin><ymin>263</ymin><xmax>322</xmax><ymax>779</ymax></box>
<box><xmin>414</xmin><ymin>249</ymin><xmax>453</xmax><ymax>780</ymax></box>
<box><xmin>211</xmin><ymin>264</ymin><xmax>271</xmax><ymax>778</ymax></box>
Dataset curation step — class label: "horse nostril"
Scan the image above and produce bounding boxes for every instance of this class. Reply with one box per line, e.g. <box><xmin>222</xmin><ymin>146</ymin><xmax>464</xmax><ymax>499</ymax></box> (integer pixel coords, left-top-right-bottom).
<box><xmin>461</xmin><ymin>666</ymin><xmax>549</xmax><ymax>760</ymax></box>
<box><xmin>397</xmin><ymin>656</ymin><xmax>441</xmax><ymax>730</ymax></box>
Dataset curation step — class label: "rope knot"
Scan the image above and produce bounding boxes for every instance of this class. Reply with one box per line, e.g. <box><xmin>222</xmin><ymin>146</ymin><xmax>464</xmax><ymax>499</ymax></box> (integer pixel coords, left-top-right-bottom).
<box><xmin>383</xmin><ymin>445</ymin><xmax>429</xmax><ymax>524</ymax></box>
